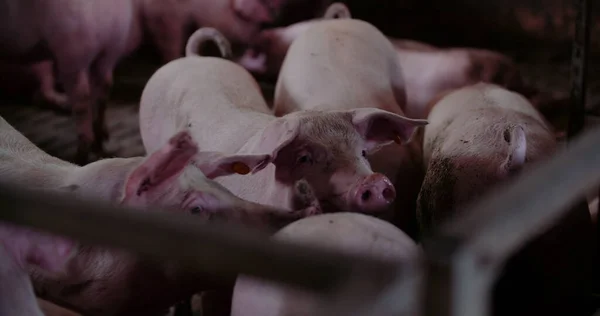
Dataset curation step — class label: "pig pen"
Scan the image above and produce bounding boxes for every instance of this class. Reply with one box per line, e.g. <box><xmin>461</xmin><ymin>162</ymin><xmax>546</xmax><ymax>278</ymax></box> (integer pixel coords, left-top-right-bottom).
<box><xmin>1</xmin><ymin>0</ymin><xmax>600</xmax><ymax>315</ymax></box>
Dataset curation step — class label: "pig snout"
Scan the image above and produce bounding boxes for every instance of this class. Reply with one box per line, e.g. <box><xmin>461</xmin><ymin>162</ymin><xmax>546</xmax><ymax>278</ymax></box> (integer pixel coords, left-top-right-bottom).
<box><xmin>349</xmin><ymin>173</ymin><xmax>396</xmax><ymax>212</ymax></box>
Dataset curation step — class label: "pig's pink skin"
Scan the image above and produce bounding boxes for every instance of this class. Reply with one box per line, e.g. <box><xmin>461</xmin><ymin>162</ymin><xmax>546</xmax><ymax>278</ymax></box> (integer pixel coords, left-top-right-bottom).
<box><xmin>237</xmin><ymin>19</ymin><xmax>524</xmax><ymax>117</ymax></box>
<box><xmin>0</xmin><ymin>223</ymin><xmax>75</xmax><ymax>316</ymax></box>
<box><xmin>143</xmin><ymin>0</ymin><xmax>281</xmax><ymax>63</ymax></box>
<box><xmin>271</xmin><ymin>19</ymin><xmax>427</xmax><ymax>233</ymax></box>
<box><xmin>0</xmin><ymin>115</ymin><xmax>313</xmax><ymax>316</ymax></box>
<box><xmin>0</xmin><ymin>245</ymin><xmax>47</xmax><ymax>316</ymax></box>
<box><xmin>0</xmin><ymin>224</ymin><xmax>76</xmax><ymax>274</ymax></box>
<box><xmin>347</xmin><ymin>173</ymin><xmax>396</xmax><ymax>212</ymax></box>
<box><xmin>0</xmin><ymin>0</ymin><xmax>147</xmax><ymax>163</ymax></box>
<box><xmin>139</xmin><ymin>52</ymin><xmax>424</xmax><ymax>214</ymax></box>
<box><xmin>418</xmin><ymin>83</ymin><xmax>593</xmax><ymax>315</ymax></box>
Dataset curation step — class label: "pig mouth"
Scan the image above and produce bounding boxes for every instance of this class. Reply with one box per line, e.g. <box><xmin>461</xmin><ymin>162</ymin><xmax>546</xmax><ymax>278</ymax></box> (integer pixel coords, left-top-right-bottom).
<box><xmin>317</xmin><ymin>191</ymin><xmax>351</xmax><ymax>213</ymax></box>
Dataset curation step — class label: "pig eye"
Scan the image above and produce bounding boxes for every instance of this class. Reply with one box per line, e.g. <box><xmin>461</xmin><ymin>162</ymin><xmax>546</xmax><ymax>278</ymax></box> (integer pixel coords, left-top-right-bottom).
<box><xmin>190</xmin><ymin>206</ymin><xmax>203</xmax><ymax>215</ymax></box>
<box><xmin>361</xmin><ymin>150</ymin><xmax>367</xmax><ymax>157</ymax></box>
<box><xmin>296</xmin><ymin>154</ymin><xmax>313</xmax><ymax>165</ymax></box>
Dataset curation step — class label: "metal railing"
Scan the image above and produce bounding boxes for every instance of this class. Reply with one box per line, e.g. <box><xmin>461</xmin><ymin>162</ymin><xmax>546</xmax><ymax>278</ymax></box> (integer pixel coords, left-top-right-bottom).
<box><xmin>1</xmin><ymin>123</ymin><xmax>600</xmax><ymax>315</ymax></box>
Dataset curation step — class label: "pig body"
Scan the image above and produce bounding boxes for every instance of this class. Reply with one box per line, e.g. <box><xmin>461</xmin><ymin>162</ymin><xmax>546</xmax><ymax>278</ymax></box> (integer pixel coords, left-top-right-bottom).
<box><xmin>0</xmin><ymin>115</ymin><xmax>314</xmax><ymax>316</ymax></box>
<box><xmin>417</xmin><ymin>83</ymin><xmax>593</xmax><ymax>316</ymax></box>
<box><xmin>238</xmin><ymin>18</ymin><xmax>524</xmax><ymax>119</ymax></box>
<box><xmin>0</xmin><ymin>220</ymin><xmax>76</xmax><ymax>316</ymax></box>
<box><xmin>142</xmin><ymin>0</ymin><xmax>283</xmax><ymax>63</ymax></box>
<box><xmin>272</xmin><ymin>18</ymin><xmax>425</xmax><ymax>235</ymax></box>
<box><xmin>231</xmin><ymin>212</ymin><xmax>419</xmax><ymax>316</ymax></box>
<box><xmin>140</xmin><ymin>27</ymin><xmax>426</xmax><ymax>215</ymax></box>
<box><xmin>0</xmin><ymin>0</ymin><xmax>146</xmax><ymax>163</ymax></box>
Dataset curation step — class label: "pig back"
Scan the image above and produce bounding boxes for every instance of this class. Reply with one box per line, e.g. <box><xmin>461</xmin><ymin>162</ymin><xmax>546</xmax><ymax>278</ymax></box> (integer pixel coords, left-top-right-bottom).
<box><xmin>139</xmin><ymin>56</ymin><xmax>273</xmax><ymax>154</ymax></box>
<box><xmin>423</xmin><ymin>83</ymin><xmax>552</xmax><ymax>164</ymax></box>
<box><xmin>0</xmin><ymin>115</ymin><xmax>74</xmax><ymax>188</ymax></box>
<box><xmin>231</xmin><ymin>213</ymin><xmax>419</xmax><ymax>316</ymax></box>
<box><xmin>274</xmin><ymin>19</ymin><xmax>403</xmax><ymax>114</ymax></box>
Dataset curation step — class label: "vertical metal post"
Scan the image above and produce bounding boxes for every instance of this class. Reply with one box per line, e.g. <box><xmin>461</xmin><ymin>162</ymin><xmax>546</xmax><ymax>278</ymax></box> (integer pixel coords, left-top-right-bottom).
<box><xmin>567</xmin><ymin>0</ymin><xmax>592</xmax><ymax>140</ymax></box>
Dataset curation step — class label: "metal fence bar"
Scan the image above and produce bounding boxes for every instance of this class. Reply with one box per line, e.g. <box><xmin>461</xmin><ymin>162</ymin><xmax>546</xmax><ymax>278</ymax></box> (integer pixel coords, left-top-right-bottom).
<box><xmin>567</xmin><ymin>0</ymin><xmax>592</xmax><ymax>140</ymax></box>
<box><xmin>0</xmin><ymin>181</ymin><xmax>400</xmax><ymax>294</ymax></box>
<box><xmin>433</xmin><ymin>127</ymin><xmax>600</xmax><ymax>316</ymax></box>
<box><xmin>347</xmin><ymin>123</ymin><xmax>600</xmax><ymax>316</ymax></box>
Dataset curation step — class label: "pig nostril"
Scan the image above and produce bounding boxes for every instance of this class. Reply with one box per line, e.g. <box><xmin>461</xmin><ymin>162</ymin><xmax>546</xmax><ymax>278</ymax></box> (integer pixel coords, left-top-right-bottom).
<box><xmin>361</xmin><ymin>190</ymin><xmax>372</xmax><ymax>201</ymax></box>
<box><xmin>382</xmin><ymin>188</ymin><xmax>395</xmax><ymax>201</ymax></box>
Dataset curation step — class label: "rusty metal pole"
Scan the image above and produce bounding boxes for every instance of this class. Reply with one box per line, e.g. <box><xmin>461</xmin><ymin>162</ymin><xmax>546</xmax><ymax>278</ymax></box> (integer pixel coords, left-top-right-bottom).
<box><xmin>567</xmin><ymin>0</ymin><xmax>591</xmax><ymax>140</ymax></box>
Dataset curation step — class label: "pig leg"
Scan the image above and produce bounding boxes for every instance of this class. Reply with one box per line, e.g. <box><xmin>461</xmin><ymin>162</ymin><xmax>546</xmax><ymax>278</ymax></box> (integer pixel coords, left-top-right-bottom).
<box><xmin>90</xmin><ymin>55</ymin><xmax>119</xmax><ymax>147</ymax></box>
<box><xmin>57</xmin><ymin>66</ymin><xmax>98</xmax><ymax>164</ymax></box>
<box><xmin>30</xmin><ymin>61</ymin><xmax>69</xmax><ymax>111</ymax></box>
<box><xmin>145</xmin><ymin>12</ymin><xmax>186</xmax><ymax>63</ymax></box>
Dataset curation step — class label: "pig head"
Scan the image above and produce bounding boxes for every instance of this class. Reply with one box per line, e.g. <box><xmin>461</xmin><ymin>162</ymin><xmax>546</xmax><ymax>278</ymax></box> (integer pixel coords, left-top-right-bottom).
<box><xmin>417</xmin><ymin>115</ymin><xmax>556</xmax><ymax>235</ymax></box>
<box><xmin>416</xmin><ymin>87</ymin><xmax>593</xmax><ymax>315</ymax></box>
<box><xmin>66</xmin><ymin>131</ymin><xmax>317</xmax><ymax>231</ymax></box>
<box><xmin>239</xmin><ymin>108</ymin><xmax>427</xmax><ymax>213</ymax></box>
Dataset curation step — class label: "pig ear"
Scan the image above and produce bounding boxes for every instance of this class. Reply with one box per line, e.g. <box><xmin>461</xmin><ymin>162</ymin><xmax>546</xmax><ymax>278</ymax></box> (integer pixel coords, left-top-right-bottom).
<box><xmin>192</xmin><ymin>151</ymin><xmax>272</xmax><ymax>179</ymax></box>
<box><xmin>0</xmin><ymin>224</ymin><xmax>77</xmax><ymax>273</ymax></box>
<box><xmin>122</xmin><ymin>131</ymin><xmax>198</xmax><ymax>201</ymax></box>
<box><xmin>500</xmin><ymin>125</ymin><xmax>527</xmax><ymax>173</ymax></box>
<box><xmin>27</xmin><ymin>235</ymin><xmax>77</xmax><ymax>273</ymax></box>
<box><xmin>249</xmin><ymin>117</ymin><xmax>300</xmax><ymax>161</ymax></box>
<box><xmin>349</xmin><ymin>108</ymin><xmax>428</xmax><ymax>151</ymax></box>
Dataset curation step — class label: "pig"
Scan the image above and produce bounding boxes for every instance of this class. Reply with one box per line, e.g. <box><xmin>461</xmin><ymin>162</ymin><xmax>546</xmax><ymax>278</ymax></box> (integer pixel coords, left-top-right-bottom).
<box><xmin>235</xmin><ymin>2</ymin><xmax>352</xmax><ymax>79</ymax></box>
<box><xmin>0</xmin><ymin>223</ymin><xmax>76</xmax><ymax>316</ymax></box>
<box><xmin>237</xmin><ymin>11</ymin><xmax>525</xmax><ymax>117</ymax></box>
<box><xmin>231</xmin><ymin>212</ymin><xmax>420</xmax><ymax>316</ymax></box>
<box><xmin>271</xmin><ymin>17</ymin><xmax>428</xmax><ymax>236</ymax></box>
<box><xmin>0</xmin><ymin>0</ymin><xmax>151</xmax><ymax>164</ymax></box>
<box><xmin>142</xmin><ymin>0</ymin><xmax>287</xmax><ymax>63</ymax></box>
<box><xmin>417</xmin><ymin>83</ymin><xmax>593</xmax><ymax>316</ymax></box>
<box><xmin>0</xmin><ymin>114</ymin><xmax>317</xmax><ymax>316</ymax></box>
<box><xmin>0</xmin><ymin>61</ymin><xmax>68</xmax><ymax>109</ymax></box>
<box><xmin>140</xmin><ymin>27</ymin><xmax>426</xmax><ymax>215</ymax></box>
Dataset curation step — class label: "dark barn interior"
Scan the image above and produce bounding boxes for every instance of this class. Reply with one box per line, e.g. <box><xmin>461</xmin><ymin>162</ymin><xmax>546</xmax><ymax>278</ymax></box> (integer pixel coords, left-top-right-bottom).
<box><xmin>0</xmin><ymin>0</ymin><xmax>599</xmax><ymax>315</ymax></box>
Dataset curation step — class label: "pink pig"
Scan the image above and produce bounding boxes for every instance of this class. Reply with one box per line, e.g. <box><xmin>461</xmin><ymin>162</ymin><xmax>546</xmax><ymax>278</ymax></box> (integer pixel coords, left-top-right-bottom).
<box><xmin>236</xmin><ymin>3</ymin><xmax>524</xmax><ymax>118</ymax></box>
<box><xmin>0</xmin><ymin>224</ymin><xmax>76</xmax><ymax>316</ymax></box>
<box><xmin>0</xmin><ymin>0</ymin><xmax>150</xmax><ymax>164</ymax></box>
<box><xmin>143</xmin><ymin>0</ymin><xmax>285</xmax><ymax>63</ymax></box>
<box><xmin>271</xmin><ymin>16</ymin><xmax>431</xmax><ymax>234</ymax></box>
<box><xmin>418</xmin><ymin>83</ymin><xmax>593</xmax><ymax>316</ymax></box>
<box><xmin>140</xmin><ymin>27</ymin><xmax>425</xmax><ymax>215</ymax></box>
<box><xmin>0</xmin><ymin>114</ymin><xmax>317</xmax><ymax>315</ymax></box>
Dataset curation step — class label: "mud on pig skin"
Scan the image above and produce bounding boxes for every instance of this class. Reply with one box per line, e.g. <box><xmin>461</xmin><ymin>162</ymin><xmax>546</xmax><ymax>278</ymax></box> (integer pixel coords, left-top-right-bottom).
<box><xmin>231</xmin><ymin>213</ymin><xmax>420</xmax><ymax>316</ymax></box>
<box><xmin>417</xmin><ymin>83</ymin><xmax>593</xmax><ymax>316</ymax></box>
<box><xmin>0</xmin><ymin>115</ymin><xmax>317</xmax><ymax>316</ymax></box>
<box><xmin>271</xmin><ymin>15</ymin><xmax>428</xmax><ymax>236</ymax></box>
<box><xmin>140</xmin><ymin>27</ymin><xmax>423</xmax><ymax>215</ymax></box>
